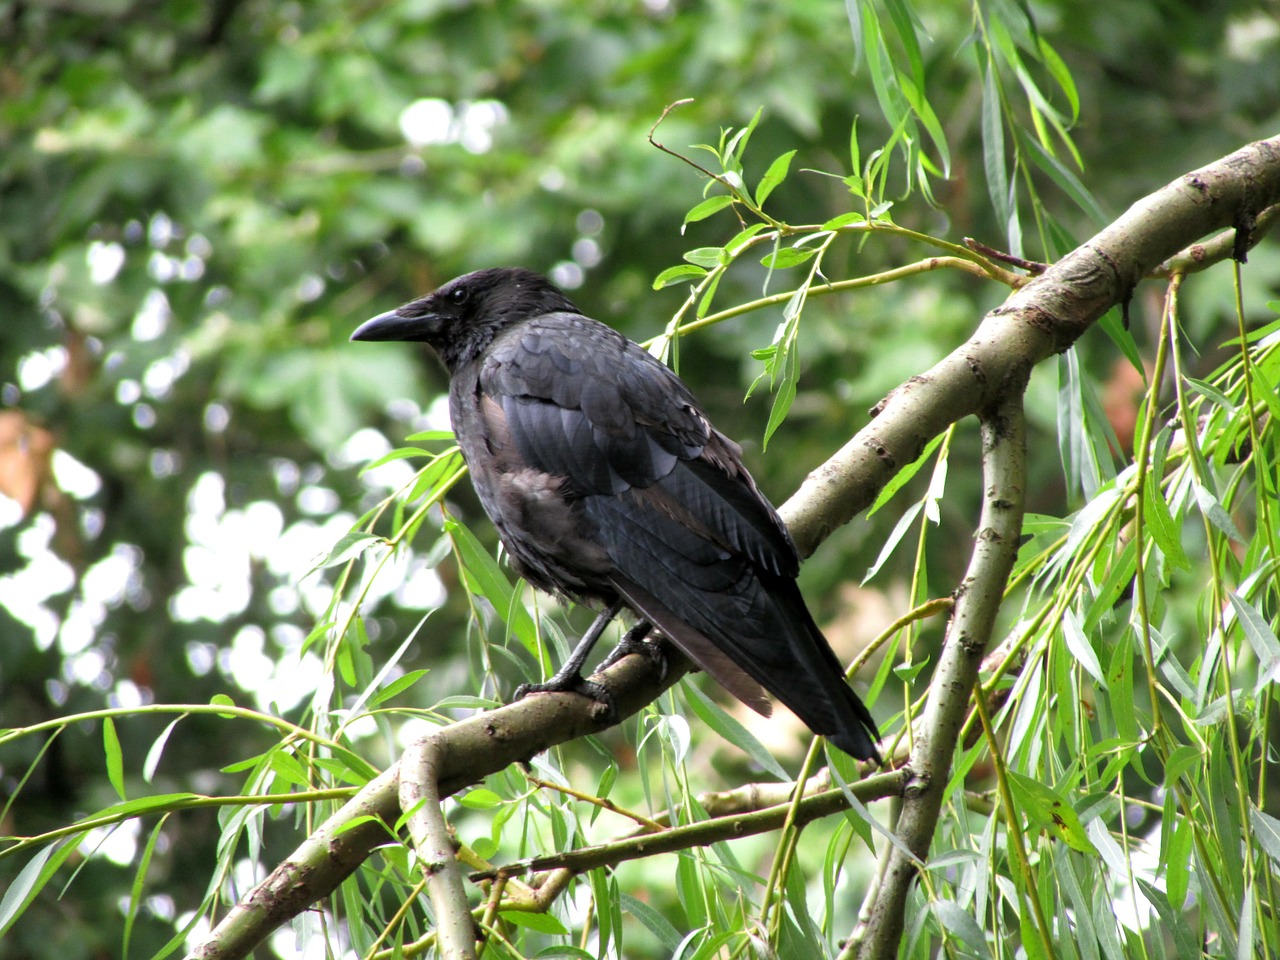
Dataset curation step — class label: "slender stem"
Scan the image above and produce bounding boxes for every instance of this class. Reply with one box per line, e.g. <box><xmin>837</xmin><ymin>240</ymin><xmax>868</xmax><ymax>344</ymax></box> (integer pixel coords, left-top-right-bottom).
<box><xmin>972</xmin><ymin>685</ymin><xmax>1057</xmax><ymax>960</ymax></box>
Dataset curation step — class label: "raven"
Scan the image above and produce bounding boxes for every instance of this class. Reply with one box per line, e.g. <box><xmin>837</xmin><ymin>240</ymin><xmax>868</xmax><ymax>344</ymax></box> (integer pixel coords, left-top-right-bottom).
<box><xmin>351</xmin><ymin>268</ymin><xmax>880</xmax><ymax>760</ymax></box>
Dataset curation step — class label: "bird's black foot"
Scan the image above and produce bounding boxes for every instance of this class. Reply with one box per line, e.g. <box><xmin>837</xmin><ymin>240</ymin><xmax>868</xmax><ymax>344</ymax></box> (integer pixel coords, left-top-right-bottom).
<box><xmin>596</xmin><ymin>622</ymin><xmax>667</xmax><ymax>680</ymax></box>
<box><xmin>512</xmin><ymin>671</ymin><xmax>619</xmax><ymax>721</ymax></box>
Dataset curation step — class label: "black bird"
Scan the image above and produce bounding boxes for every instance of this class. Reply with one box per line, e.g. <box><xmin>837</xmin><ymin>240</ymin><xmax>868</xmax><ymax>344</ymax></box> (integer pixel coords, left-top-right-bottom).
<box><xmin>351</xmin><ymin>268</ymin><xmax>880</xmax><ymax>760</ymax></box>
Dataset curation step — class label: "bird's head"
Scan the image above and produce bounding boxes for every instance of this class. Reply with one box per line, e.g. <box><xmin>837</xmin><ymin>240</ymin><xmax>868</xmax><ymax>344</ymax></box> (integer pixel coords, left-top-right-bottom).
<box><xmin>351</xmin><ymin>267</ymin><xmax>581</xmax><ymax>372</ymax></box>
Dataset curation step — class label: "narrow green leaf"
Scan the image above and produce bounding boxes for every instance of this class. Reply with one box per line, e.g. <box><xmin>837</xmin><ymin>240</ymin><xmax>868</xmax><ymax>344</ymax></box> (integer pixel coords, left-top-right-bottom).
<box><xmin>143</xmin><ymin>716</ymin><xmax>184</xmax><ymax>783</ymax></box>
<box><xmin>404</xmin><ymin>450</ymin><xmax>465</xmax><ymax>505</ymax></box>
<box><xmin>1095</xmin><ymin>307</ymin><xmax>1144</xmax><ymax>383</ymax></box>
<box><xmin>1020</xmin><ymin>132</ymin><xmax>1106</xmax><ymax>224</ymax></box>
<box><xmin>897</xmin><ymin>71</ymin><xmax>950</xmax><ymax>175</ymax></box>
<box><xmin>822</xmin><ymin>211</ymin><xmax>866</xmax><ymax>230</ymax></box>
<box><xmin>759</xmin><ymin>246</ymin><xmax>817</xmax><ymax>269</ymax></box>
<box><xmin>1167</xmin><ymin>747</ymin><xmax>1203</xmax><ymax>783</ymax></box>
<box><xmin>0</xmin><ymin>844</ymin><xmax>60</xmax><ymax>934</ymax></box>
<box><xmin>760</xmin><ymin>348</ymin><xmax>798</xmax><ymax>448</ymax></box>
<box><xmin>930</xmin><ymin>900</ymin><xmax>988</xmax><ymax>954</ymax></box>
<box><xmin>1240</xmin><ymin>312</ymin><xmax>1280</xmax><ymax>343</ymax></box>
<box><xmin>335</xmin><ymin>628</ymin><xmax>358</xmax><ymax>686</ymax></box>
<box><xmin>864</xmin><ymin>501</ymin><xmax>923</xmax><ymax>582</ymax></box>
<box><xmin>1055</xmin><ymin>848</ymin><xmax>1100</xmax><ymax>960</ymax></box>
<box><xmin>682</xmin><ymin>247</ymin><xmax>725</xmax><ymax>268</ymax></box>
<box><xmin>404</xmin><ymin>428</ymin><xmax>455</xmax><ymax>442</ymax></box>
<box><xmin>1006</xmin><ymin>770</ymin><xmax>1097</xmax><ymax>854</ymax></box>
<box><xmin>1185</xmin><ymin>377</ymin><xmax>1237</xmax><ymax>413</ymax></box>
<box><xmin>1142</xmin><ymin>470</ymin><xmax>1190</xmax><ymax>571</ymax></box>
<box><xmin>104</xmin><ymin>717</ymin><xmax>126</xmax><ymax>801</ymax></box>
<box><xmin>1061</xmin><ymin>610</ymin><xmax>1106</xmax><ymax>687</ymax></box>
<box><xmin>1107</xmin><ymin>635</ymin><xmax>1138</xmax><ymax>743</ymax></box>
<box><xmin>1192</xmin><ymin>479</ymin><xmax>1246</xmax><ymax>543</ymax></box>
<box><xmin>358</xmin><ymin>446</ymin><xmax>429</xmax><ymax>473</ymax></box>
<box><xmin>724</xmin><ymin>106</ymin><xmax>763</xmax><ymax>162</ymax></box>
<box><xmin>755</xmin><ymin>149</ymin><xmax>797</xmax><ymax>206</ymax></box>
<box><xmin>1165</xmin><ymin>814</ymin><xmax>1193</xmax><ymax>910</ymax></box>
<box><xmin>268</xmin><ymin>749</ymin><xmax>312</xmax><ymax>788</ymax></box>
<box><xmin>652</xmin><ymin>264</ymin><xmax>707</xmax><ymax>290</ymax></box>
<box><xmin>368</xmin><ymin>668</ymin><xmax>430</xmax><ymax>706</ymax></box>
<box><xmin>682</xmin><ymin>683</ymin><xmax>789</xmax><ymax>780</ymax></box>
<box><xmin>315</xmin><ymin>531</ymin><xmax>383</xmax><ymax>570</ymax></box>
<box><xmin>1037</xmin><ymin>35</ymin><xmax>1080</xmax><ymax>121</ymax></box>
<box><xmin>1228</xmin><ymin>592</ymin><xmax>1280</xmax><ymax>687</ymax></box>
<box><xmin>858</xmin><ymin>4</ymin><xmax>905</xmax><ymax>136</ymax></box>
<box><xmin>869</xmin><ymin>434</ymin><xmax>945</xmax><ymax>517</ymax></box>
<box><xmin>724</xmin><ymin>221</ymin><xmax>767</xmax><ymax>253</ymax></box>
<box><xmin>123</xmin><ymin>815</ymin><xmax>167</xmax><ymax>960</ymax></box>
<box><xmin>332</xmin><ymin>814</ymin><xmax>384</xmax><ymax>837</ymax></box>
<box><xmin>446</xmin><ymin>519</ymin><xmax>537</xmax><ymax>650</ymax></box>
<box><xmin>500</xmin><ymin>910</ymin><xmax>569</xmax><ymax>935</ymax></box>
<box><xmin>882</xmin><ymin>0</ymin><xmax>925</xmax><ymax>88</ymax></box>
<box><xmin>682</xmin><ymin>194</ymin><xmax>734</xmax><ymax>227</ymax></box>
<box><xmin>1237</xmin><ymin>883</ymin><xmax>1256</xmax><ymax>960</ymax></box>
<box><xmin>981</xmin><ymin>62</ymin><xmax>1011</xmax><ymax>232</ymax></box>
<box><xmin>457</xmin><ymin>788</ymin><xmax>503</xmax><ymax>810</ymax></box>
<box><xmin>621</xmin><ymin>893</ymin><xmax>684</xmax><ymax>952</ymax></box>
<box><xmin>1250</xmin><ymin>806</ymin><xmax>1280</xmax><ymax>868</ymax></box>
<box><xmin>695</xmin><ymin>268</ymin><xmax>722</xmax><ymax>319</ymax></box>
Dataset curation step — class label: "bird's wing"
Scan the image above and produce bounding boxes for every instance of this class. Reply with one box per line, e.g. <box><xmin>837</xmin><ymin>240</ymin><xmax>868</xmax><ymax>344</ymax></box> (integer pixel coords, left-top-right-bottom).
<box><xmin>481</xmin><ymin>314</ymin><xmax>798</xmax><ymax>576</ymax></box>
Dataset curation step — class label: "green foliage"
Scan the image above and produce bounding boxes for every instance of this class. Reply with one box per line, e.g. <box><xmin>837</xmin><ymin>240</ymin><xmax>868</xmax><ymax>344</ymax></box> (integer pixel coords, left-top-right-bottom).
<box><xmin>4</xmin><ymin>2</ymin><xmax>1280</xmax><ymax>959</ymax></box>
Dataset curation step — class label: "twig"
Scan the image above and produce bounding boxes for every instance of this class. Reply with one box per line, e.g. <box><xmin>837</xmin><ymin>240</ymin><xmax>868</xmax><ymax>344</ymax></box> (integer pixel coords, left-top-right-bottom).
<box><xmin>1154</xmin><ymin>202</ymin><xmax>1280</xmax><ymax>276</ymax></box>
<box><xmin>471</xmin><ymin>771</ymin><xmax>905</xmax><ymax>883</ymax></box>
<box><xmin>647</xmin><ymin>98</ymin><xmax>734</xmax><ymax>189</ymax></box>
<box><xmin>524</xmin><ymin>775</ymin><xmax>666</xmax><ymax>832</ymax></box>
<box><xmin>973</xmin><ymin>683</ymin><xmax>1057</xmax><ymax>959</ymax></box>
<box><xmin>963</xmin><ymin>236</ymin><xmax>1049</xmax><ymax>276</ymax></box>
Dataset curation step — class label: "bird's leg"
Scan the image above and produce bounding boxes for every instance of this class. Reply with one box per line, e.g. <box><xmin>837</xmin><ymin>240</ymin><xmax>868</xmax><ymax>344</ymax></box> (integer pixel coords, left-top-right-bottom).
<box><xmin>596</xmin><ymin>621</ymin><xmax>669</xmax><ymax>681</ymax></box>
<box><xmin>513</xmin><ymin>600</ymin><xmax>624</xmax><ymax>707</ymax></box>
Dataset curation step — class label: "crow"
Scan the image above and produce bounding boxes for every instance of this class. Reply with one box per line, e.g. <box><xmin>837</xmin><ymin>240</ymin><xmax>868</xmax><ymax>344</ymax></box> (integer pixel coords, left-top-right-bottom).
<box><xmin>351</xmin><ymin>268</ymin><xmax>881</xmax><ymax>760</ymax></box>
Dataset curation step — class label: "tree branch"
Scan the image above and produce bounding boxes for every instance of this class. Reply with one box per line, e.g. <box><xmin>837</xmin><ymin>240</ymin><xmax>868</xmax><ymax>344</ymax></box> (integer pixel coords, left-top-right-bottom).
<box><xmin>849</xmin><ymin>388</ymin><xmax>1028</xmax><ymax>960</ymax></box>
<box><xmin>781</xmin><ymin>136</ymin><xmax>1280</xmax><ymax>555</ymax></box>
<box><xmin>187</xmin><ymin>135</ymin><xmax>1280</xmax><ymax>960</ymax></box>
<box><xmin>472</xmin><ymin>770</ymin><xmax>905</xmax><ymax>883</ymax></box>
<box><xmin>185</xmin><ymin>652</ymin><xmax>689</xmax><ymax>960</ymax></box>
<box><xmin>399</xmin><ymin>734</ymin><xmax>477</xmax><ymax>960</ymax></box>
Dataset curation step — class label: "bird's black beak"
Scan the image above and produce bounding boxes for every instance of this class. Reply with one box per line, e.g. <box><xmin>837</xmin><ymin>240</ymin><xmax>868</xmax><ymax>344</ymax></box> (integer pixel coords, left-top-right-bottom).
<box><xmin>351</xmin><ymin>308</ymin><xmax>427</xmax><ymax>343</ymax></box>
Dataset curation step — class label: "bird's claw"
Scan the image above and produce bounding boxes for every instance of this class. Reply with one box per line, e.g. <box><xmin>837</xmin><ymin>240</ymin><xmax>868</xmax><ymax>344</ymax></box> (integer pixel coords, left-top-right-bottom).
<box><xmin>598</xmin><ymin>632</ymin><xmax>668</xmax><ymax>681</ymax></box>
<box><xmin>512</xmin><ymin>673</ymin><xmax>619</xmax><ymax>722</ymax></box>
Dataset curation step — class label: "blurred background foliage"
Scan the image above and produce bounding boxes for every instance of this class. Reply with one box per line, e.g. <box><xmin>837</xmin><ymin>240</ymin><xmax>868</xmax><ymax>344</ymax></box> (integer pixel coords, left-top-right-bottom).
<box><xmin>2</xmin><ymin>0</ymin><xmax>1280</xmax><ymax>957</ymax></box>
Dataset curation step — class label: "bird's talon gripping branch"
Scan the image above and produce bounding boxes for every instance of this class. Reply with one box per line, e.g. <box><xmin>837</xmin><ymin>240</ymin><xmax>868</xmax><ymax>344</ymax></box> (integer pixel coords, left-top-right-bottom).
<box><xmin>596</xmin><ymin>622</ymin><xmax>667</xmax><ymax>680</ymax></box>
<box><xmin>512</xmin><ymin>674</ymin><xmax>618</xmax><ymax>722</ymax></box>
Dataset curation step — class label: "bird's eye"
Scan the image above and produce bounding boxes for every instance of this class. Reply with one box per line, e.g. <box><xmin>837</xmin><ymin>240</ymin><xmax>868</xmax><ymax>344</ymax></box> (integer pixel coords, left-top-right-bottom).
<box><xmin>449</xmin><ymin>286</ymin><xmax>470</xmax><ymax>305</ymax></box>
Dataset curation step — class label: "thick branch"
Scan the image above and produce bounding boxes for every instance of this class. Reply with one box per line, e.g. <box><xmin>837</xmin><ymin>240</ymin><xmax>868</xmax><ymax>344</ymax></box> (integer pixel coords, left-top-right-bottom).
<box><xmin>186</xmin><ymin>652</ymin><xmax>689</xmax><ymax>960</ymax></box>
<box><xmin>782</xmin><ymin>136</ymin><xmax>1280</xmax><ymax>554</ymax></box>
<box><xmin>850</xmin><ymin>388</ymin><xmax>1028</xmax><ymax>960</ymax></box>
<box><xmin>400</xmin><ymin>735</ymin><xmax>477</xmax><ymax>960</ymax></box>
